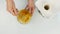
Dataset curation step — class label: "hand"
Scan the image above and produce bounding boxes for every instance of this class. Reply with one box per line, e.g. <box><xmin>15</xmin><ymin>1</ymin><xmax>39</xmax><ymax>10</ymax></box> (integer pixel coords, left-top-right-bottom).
<box><xmin>6</xmin><ymin>0</ymin><xmax>18</xmax><ymax>16</ymax></box>
<box><xmin>26</xmin><ymin>0</ymin><xmax>35</xmax><ymax>14</ymax></box>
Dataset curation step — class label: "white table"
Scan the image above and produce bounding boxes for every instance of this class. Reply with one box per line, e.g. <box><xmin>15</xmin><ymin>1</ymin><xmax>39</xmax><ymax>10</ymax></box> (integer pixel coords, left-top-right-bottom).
<box><xmin>0</xmin><ymin>0</ymin><xmax>60</xmax><ymax>34</ymax></box>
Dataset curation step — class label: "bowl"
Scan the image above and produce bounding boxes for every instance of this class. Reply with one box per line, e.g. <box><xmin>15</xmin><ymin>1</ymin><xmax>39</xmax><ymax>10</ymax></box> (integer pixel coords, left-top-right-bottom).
<box><xmin>17</xmin><ymin>9</ymin><xmax>32</xmax><ymax>24</ymax></box>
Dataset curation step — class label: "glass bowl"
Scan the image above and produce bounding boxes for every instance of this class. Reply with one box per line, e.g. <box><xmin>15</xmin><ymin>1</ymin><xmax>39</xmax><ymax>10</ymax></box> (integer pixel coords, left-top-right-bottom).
<box><xmin>17</xmin><ymin>9</ymin><xmax>32</xmax><ymax>24</ymax></box>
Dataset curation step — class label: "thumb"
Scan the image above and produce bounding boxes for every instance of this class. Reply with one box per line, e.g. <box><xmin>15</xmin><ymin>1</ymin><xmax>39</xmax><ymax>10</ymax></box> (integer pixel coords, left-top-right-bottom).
<box><xmin>14</xmin><ymin>8</ymin><xmax>18</xmax><ymax>16</ymax></box>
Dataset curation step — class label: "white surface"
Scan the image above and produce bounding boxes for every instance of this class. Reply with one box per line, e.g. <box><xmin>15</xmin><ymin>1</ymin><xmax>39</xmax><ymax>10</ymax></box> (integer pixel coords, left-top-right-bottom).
<box><xmin>0</xmin><ymin>0</ymin><xmax>60</xmax><ymax>34</ymax></box>
<box><xmin>35</xmin><ymin>0</ymin><xmax>60</xmax><ymax>18</ymax></box>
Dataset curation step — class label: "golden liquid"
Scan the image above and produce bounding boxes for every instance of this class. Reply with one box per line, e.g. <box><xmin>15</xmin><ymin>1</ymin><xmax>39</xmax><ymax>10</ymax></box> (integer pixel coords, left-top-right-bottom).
<box><xmin>17</xmin><ymin>9</ymin><xmax>32</xmax><ymax>24</ymax></box>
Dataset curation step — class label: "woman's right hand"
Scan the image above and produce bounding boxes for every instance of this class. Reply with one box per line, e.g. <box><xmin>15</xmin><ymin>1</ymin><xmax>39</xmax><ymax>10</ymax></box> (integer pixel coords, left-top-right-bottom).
<box><xmin>6</xmin><ymin>0</ymin><xmax>18</xmax><ymax>16</ymax></box>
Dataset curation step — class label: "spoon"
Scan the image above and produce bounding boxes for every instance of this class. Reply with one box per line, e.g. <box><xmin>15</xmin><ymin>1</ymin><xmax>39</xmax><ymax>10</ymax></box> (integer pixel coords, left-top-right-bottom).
<box><xmin>35</xmin><ymin>6</ymin><xmax>44</xmax><ymax>17</ymax></box>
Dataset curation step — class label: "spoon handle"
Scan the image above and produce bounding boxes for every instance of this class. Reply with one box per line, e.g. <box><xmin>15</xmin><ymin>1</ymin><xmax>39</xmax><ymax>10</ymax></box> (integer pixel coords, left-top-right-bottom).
<box><xmin>36</xmin><ymin>6</ymin><xmax>44</xmax><ymax>17</ymax></box>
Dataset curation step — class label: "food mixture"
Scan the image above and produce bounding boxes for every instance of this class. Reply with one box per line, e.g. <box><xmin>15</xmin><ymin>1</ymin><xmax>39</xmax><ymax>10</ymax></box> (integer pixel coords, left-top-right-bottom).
<box><xmin>17</xmin><ymin>9</ymin><xmax>32</xmax><ymax>24</ymax></box>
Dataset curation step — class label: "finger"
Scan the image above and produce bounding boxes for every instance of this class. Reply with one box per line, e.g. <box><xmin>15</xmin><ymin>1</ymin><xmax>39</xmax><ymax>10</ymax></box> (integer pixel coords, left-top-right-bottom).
<box><xmin>25</xmin><ymin>5</ymin><xmax>28</xmax><ymax>10</ymax></box>
<box><xmin>15</xmin><ymin>9</ymin><xmax>18</xmax><ymax>12</ymax></box>
<box><xmin>31</xmin><ymin>8</ymin><xmax>34</xmax><ymax>14</ymax></box>
<box><xmin>9</xmin><ymin>9</ymin><xmax>16</xmax><ymax>16</ymax></box>
<box><xmin>29</xmin><ymin>7</ymin><xmax>31</xmax><ymax>14</ymax></box>
<box><xmin>13</xmin><ymin>8</ymin><xmax>18</xmax><ymax>16</ymax></box>
<box><xmin>29</xmin><ymin>7</ymin><xmax>34</xmax><ymax>14</ymax></box>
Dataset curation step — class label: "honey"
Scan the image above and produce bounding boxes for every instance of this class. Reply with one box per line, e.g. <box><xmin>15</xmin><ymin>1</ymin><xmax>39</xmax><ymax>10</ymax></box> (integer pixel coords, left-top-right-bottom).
<box><xmin>17</xmin><ymin>9</ymin><xmax>32</xmax><ymax>24</ymax></box>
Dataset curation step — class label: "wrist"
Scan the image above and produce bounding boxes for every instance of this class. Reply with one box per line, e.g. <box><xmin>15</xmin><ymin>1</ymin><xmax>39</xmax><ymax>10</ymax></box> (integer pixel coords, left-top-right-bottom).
<box><xmin>6</xmin><ymin>0</ymin><xmax>13</xmax><ymax>2</ymax></box>
<box><xmin>28</xmin><ymin>0</ymin><xmax>34</xmax><ymax>3</ymax></box>
<box><xmin>28</xmin><ymin>0</ymin><xmax>34</xmax><ymax>2</ymax></box>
